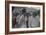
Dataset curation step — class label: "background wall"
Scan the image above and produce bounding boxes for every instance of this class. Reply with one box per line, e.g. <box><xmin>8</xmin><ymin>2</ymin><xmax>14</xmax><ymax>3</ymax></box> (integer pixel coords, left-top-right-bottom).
<box><xmin>0</xmin><ymin>0</ymin><xmax>46</xmax><ymax>35</ymax></box>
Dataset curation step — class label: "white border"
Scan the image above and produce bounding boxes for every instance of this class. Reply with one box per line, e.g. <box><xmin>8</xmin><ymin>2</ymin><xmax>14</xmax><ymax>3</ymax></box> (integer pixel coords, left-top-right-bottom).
<box><xmin>9</xmin><ymin>4</ymin><xmax>43</xmax><ymax>32</ymax></box>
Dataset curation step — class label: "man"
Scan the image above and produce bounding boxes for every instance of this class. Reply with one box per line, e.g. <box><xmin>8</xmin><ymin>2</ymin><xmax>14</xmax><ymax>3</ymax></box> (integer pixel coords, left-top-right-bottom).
<box><xmin>30</xmin><ymin>11</ymin><xmax>40</xmax><ymax>28</ymax></box>
<box><xmin>15</xmin><ymin>8</ymin><xmax>27</xmax><ymax>28</ymax></box>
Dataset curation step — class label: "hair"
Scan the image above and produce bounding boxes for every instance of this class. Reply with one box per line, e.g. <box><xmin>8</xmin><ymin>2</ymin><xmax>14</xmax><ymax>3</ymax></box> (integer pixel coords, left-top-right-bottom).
<box><xmin>22</xmin><ymin>8</ymin><xmax>26</xmax><ymax>14</ymax></box>
<box><xmin>33</xmin><ymin>10</ymin><xmax>40</xmax><ymax>17</ymax></box>
<box><xmin>33</xmin><ymin>12</ymin><xmax>37</xmax><ymax>17</ymax></box>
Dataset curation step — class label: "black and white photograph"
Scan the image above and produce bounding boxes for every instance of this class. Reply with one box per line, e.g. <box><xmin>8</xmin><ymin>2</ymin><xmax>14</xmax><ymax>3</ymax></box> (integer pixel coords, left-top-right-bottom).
<box><xmin>9</xmin><ymin>3</ymin><xmax>44</xmax><ymax>32</ymax></box>
<box><xmin>12</xmin><ymin>7</ymin><xmax>40</xmax><ymax>28</ymax></box>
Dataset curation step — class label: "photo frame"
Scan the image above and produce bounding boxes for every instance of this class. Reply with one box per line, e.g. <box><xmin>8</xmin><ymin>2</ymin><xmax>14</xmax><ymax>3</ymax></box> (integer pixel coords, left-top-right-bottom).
<box><xmin>5</xmin><ymin>1</ymin><xmax>45</xmax><ymax>34</ymax></box>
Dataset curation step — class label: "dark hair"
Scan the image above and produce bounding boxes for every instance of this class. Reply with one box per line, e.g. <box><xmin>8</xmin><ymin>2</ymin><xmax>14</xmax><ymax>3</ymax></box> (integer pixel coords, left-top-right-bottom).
<box><xmin>22</xmin><ymin>8</ymin><xmax>26</xmax><ymax>14</ymax></box>
<box><xmin>33</xmin><ymin>12</ymin><xmax>37</xmax><ymax>17</ymax></box>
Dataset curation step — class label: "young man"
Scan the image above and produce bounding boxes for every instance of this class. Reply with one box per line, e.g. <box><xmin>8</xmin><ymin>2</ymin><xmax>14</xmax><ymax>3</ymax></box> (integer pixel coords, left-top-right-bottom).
<box><xmin>29</xmin><ymin>10</ymin><xmax>40</xmax><ymax>28</ymax></box>
<box><xmin>16</xmin><ymin>8</ymin><xmax>27</xmax><ymax>28</ymax></box>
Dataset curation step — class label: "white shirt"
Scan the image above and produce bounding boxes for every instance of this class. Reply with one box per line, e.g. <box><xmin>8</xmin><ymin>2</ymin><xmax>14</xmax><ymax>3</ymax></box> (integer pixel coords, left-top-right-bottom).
<box><xmin>31</xmin><ymin>15</ymin><xmax>40</xmax><ymax>28</ymax></box>
<box><xmin>16</xmin><ymin>15</ymin><xmax>27</xmax><ymax>28</ymax></box>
